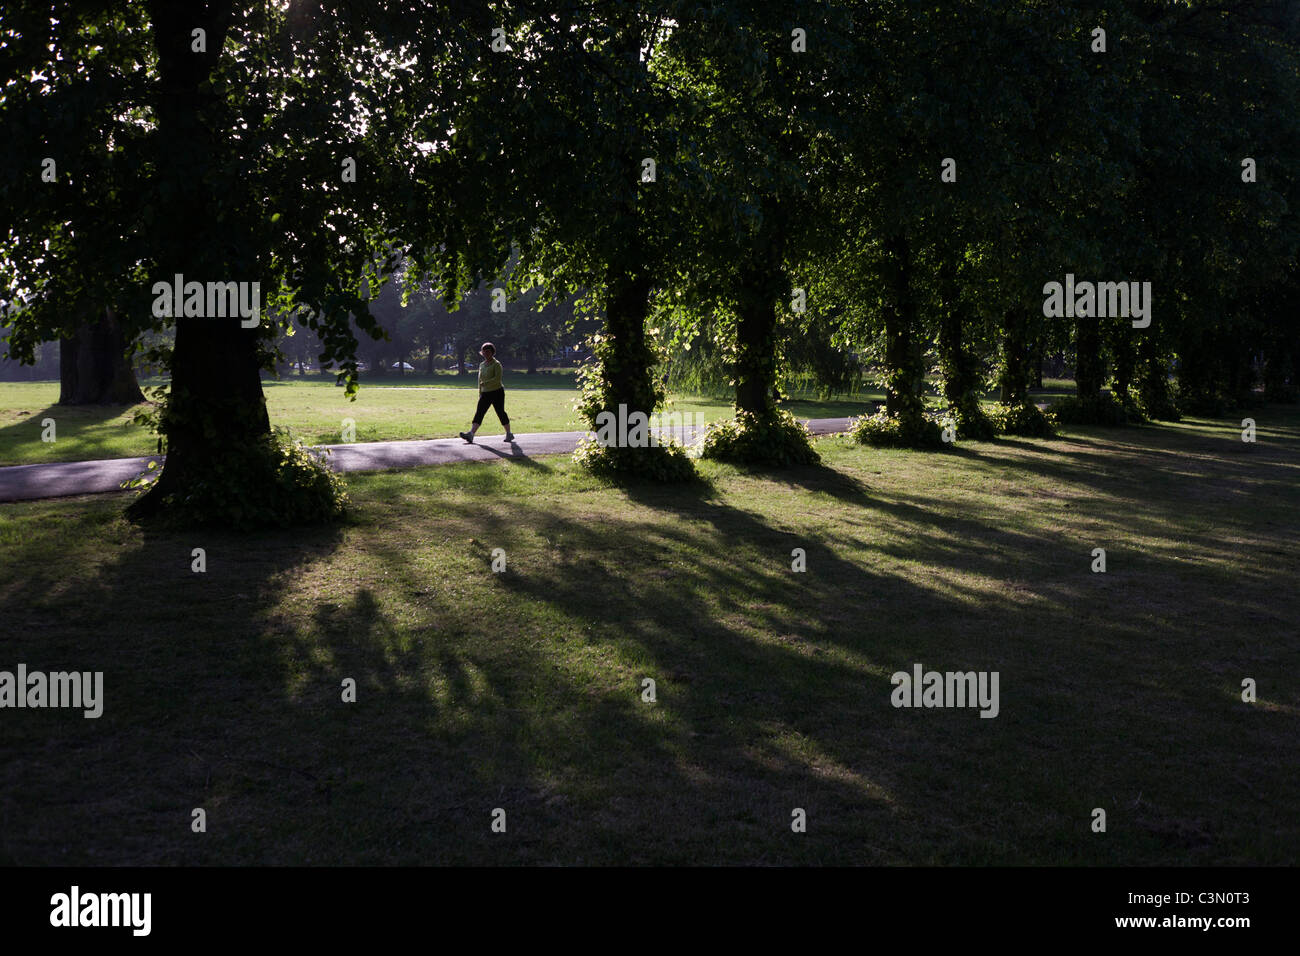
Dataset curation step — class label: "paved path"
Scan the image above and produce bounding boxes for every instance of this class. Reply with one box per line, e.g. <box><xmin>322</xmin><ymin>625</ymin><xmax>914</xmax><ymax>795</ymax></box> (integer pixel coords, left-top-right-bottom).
<box><xmin>0</xmin><ymin>418</ymin><xmax>854</xmax><ymax>504</ymax></box>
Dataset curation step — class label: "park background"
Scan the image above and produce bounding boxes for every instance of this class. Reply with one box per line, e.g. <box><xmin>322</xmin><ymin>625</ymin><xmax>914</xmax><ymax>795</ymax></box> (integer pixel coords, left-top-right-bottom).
<box><xmin>1</xmin><ymin>0</ymin><xmax>1298</xmax><ymax>865</ymax></box>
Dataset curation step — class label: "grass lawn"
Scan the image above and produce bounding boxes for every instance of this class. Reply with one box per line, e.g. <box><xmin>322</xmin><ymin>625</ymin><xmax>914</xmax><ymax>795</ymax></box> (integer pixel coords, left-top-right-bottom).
<box><xmin>0</xmin><ymin>372</ymin><xmax>886</xmax><ymax>466</ymax></box>
<box><xmin>1</xmin><ymin>406</ymin><xmax>1296</xmax><ymax>864</ymax></box>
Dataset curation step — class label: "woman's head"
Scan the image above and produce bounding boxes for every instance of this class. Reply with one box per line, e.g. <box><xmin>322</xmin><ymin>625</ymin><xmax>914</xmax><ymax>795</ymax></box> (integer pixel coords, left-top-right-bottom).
<box><xmin>481</xmin><ymin>342</ymin><xmax>495</xmax><ymax>358</ymax></box>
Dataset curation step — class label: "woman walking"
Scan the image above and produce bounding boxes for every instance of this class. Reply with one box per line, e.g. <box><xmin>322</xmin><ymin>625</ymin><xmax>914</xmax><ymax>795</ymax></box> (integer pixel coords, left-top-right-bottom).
<box><xmin>459</xmin><ymin>342</ymin><xmax>515</xmax><ymax>443</ymax></box>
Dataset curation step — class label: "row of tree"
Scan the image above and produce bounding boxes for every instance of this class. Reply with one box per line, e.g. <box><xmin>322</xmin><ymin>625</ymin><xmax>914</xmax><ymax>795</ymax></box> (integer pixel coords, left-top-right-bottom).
<box><xmin>2</xmin><ymin>1</ymin><xmax>1297</xmax><ymax>523</ymax></box>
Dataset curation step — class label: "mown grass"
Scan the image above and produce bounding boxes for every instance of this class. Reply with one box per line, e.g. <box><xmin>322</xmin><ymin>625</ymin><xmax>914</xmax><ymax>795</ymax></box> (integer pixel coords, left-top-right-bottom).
<box><xmin>0</xmin><ymin>372</ymin><xmax>886</xmax><ymax>466</ymax></box>
<box><xmin>1</xmin><ymin>406</ymin><xmax>1296</xmax><ymax>864</ymax></box>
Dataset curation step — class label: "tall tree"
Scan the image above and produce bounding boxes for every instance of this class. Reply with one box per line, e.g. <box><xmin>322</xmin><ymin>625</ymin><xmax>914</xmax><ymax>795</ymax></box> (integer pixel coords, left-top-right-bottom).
<box><xmin>405</xmin><ymin>3</ymin><xmax>699</xmax><ymax>479</ymax></box>
<box><xmin>1</xmin><ymin>1</ymin><xmax>491</xmax><ymax>524</ymax></box>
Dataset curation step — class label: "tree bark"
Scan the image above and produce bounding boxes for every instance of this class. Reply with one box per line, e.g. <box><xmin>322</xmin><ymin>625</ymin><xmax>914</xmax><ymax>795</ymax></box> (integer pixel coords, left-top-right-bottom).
<box><xmin>128</xmin><ymin>0</ymin><xmax>270</xmax><ymax>520</ymax></box>
<box><xmin>1137</xmin><ymin>332</ymin><xmax>1177</xmax><ymax>417</ymax></box>
<box><xmin>883</xmin><ymin>234</ymin><xmax>924</xmax><ymax>418</ymax></box>
<box><xmin>59</xmin><ymin>307</ymin><xmax>144</xmax><ymax>405</ymax></box>
<box><xmin>732</xmin><ymin>216</ymin><xmax>788</xmax><ymax>419</ymax></box>
<box><xmin>735</xmin><ymin>281</ymin><xmax>778</xmax><ymax>418</ymax></box>
<box><xmin>937</xmin><ymin>256</ymin><xmax>968</xmax><ymax>407</ymax></box>
<box><xmin>999</xmin><ymin>309</ymin><xmax>1031</xmax><ymax>404</ymax></box>
<box><xmin>599</xmin><ymin>273</ymin><xmax>656</xmax><ymax>417</ymax></box>
<box><xmin>937</xmin><ymin>255</ymin><xmax>993</xmax><ymax>436</ymax></box>
<box><xmin>593</xmin><ymin>29</ymin><xmax>660</xmax><ymax>423</ymax></box>
<box><xmin>1073</xmin><ymin>316</ymin><xmax>1104</xmax><ymax>402</ymax></box>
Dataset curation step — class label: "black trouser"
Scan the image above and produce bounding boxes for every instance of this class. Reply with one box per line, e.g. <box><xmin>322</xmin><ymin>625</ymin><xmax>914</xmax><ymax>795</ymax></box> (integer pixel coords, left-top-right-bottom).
<box><xmin>472</xmin><ymin>387</ymin><xmax>509</xmax><ymax>427</ymax></box>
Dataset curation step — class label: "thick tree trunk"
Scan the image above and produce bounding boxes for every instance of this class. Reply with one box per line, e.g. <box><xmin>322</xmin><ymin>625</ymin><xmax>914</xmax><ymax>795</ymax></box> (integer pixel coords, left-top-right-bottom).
<box><xmin>599</xmin><ymin>274</ymin><xmax>656</xmax><ymax>417</ymax></box>
<box><xmin>937</xmin><ymin>255</ymin><xmax>992</xmax><ymax>436</ymax></box>
<box><xmin>589</xmin><ymin>34</ymin><xmax>661</xmax><ymax>425</ymax></box>
<box><xmin>732</xmin><ymin>219</ymin><xmax>788</xmax><ymax>419</ymax></box>
<box><xmin>937</xmin><ymin>256</ymin><xmax>968</xmax><ymax>407</ymax></box>
<box><xmin>154</xmin><ymin>316</ymin><xmax>269</xmax><ymax>474</ymax></box>
<box><xmin>1137</xmin><ymin>332</ymin><xmax>1177</xmax><ymax>418</ymax></box>
<box><xmin>1073</xmin><ymin>316</ymin><xmax>1104</xmax><ymax>402</ymax></box>
<box><xmin>128</xmin><ymin>0</ymin><xmax>268</xmax><ymax>521</ymax></box>
<box><xmin>59</xmin><ymin>307</ymin><xmax>144</xmax><ymax>405</ymax></box>
<box><xmin>999</xmin><ymin>309</ymin><xmax>1031</xmax><ymax>404</ymax></box>
<box><xmin>526</xmin><ymin>345</ymin><xmax>538</xmax><ymax>375</ymax></box>
<box><xmin>735</xmin><ymin>284</ymin><xmax>778</xmax><ymax>418</ymax></box>
<box><xmin>883</xmin><ymin>234</ymin><xmax>924</xmax><ymax>418</ymax></box>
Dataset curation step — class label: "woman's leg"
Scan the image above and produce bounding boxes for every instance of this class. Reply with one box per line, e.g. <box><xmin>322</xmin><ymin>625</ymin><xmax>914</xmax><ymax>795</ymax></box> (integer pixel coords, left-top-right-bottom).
<box><xmin>492</xmin><ymin>389</ymin><xmax>514</xmax><ymax>440</ymax></box>
<box><xmin>462</xmin><ymin>392</ymin><xmax>494</xmax><ymax>441</ymax></box>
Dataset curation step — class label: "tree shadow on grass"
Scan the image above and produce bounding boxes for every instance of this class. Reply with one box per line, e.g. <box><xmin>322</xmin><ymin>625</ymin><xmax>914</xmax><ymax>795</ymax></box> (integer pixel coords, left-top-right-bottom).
<box><xmin>0</xmin><ymin>402</ymin><xmax>148</xmax><ymax>466</ymax></box>
<box><xmin>981</xmin><ymin>419</ymin><xmax>1300</xmax><ymax>507</ymax></box>
<box><xmin>695</xmin><ymin>458</ymin><xmax>879</xmax><ymax>510</ymax></box>
<box><xmin>0</xmin><ymin>513</ymin><xmax>348</xmax><ymax>864</ymax></box>
<box><xmin>546</xmin><ymin>430</ymin><xmax>1300</xmax><ymax>862</ymax></box>
<box><xmin>457</xmin><ymin>479</ymin><xmax>1297</xmax><ymax>864</ymax></box>
<box><xmin>5</xmin><ymin>490</ymin><xmax>901</xmax><ymax>865</ymax></box>
<box><xmin>472</xmin><ymin>445</ymin><xmax>555</xmax><ymax>472</ymax></box>
<box><xmin>3</xmin><ymin>407</ymin><xmax>1298</xmax><ymax>866</ymax></box>
<box><xmin>357</xmin><ymin>409</ymin><xmax>1280</xmax><ymax>864</ymax></box>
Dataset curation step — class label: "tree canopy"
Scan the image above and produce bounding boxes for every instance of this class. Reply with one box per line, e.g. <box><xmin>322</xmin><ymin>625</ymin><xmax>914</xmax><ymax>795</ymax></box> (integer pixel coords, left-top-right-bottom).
<box><xmin>2</xmin><ymin>0</ymin><xmax>1297</xmax><ymax>523</ymax></box>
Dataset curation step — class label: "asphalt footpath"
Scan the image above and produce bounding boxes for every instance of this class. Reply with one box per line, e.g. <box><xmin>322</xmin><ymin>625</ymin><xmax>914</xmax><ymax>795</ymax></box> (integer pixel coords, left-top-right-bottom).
<box><xmin>0</xmin><ymin>418</ymin><xmax>854</xmax><ymax>504</ymax></box>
